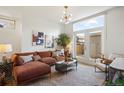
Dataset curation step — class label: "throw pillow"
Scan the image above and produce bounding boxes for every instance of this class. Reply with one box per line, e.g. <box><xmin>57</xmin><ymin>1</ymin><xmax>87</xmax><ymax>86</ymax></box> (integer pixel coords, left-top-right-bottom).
<box><xmin>20</xmin><ymin>55</ymin><xmax>33</xmax><ymax>63</ymax></box>
<box><xmin>32</xmin><ymin>55</ymin><xmax>42</xmax><ymax>61</ymax></box>
<box><xmin>52</xmin><ymin>51</ymin><xmax>57</xmax><ymax>57</ymax></box>
<box><xmin>15</xmin><ymin>56</ymin><xmax>24</xmax><ymax>66</ymax></box>
<box><xmin>52</xmin><ymin>50</ymin><xmax>64</xmax><ymax>56</ymax></box>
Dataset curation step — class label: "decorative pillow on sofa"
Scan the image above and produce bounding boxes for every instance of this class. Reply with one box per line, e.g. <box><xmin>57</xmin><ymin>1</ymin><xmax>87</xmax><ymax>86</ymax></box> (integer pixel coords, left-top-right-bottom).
<box><xmin>15</xmin><ymin>56</ymin><xmax>24</xmax><ymax>66</ymax></box>
<box><xmin>20</xmin><ymin>55</ymin><xmax>33</xmax><ymax>63</ymax></box>
<box><xmin>32</xmin><ymin>55</ymin><xmax>42</xmax><ymax>61</ymax></box>
<box><xmin>52</xmin><ymin>51</ymin><xmax>57</xmax><ymax>57</ymax></box>
<box><xmin>52</xmin><ymin>50</ymin><xmax>64</xmax><ymax>57</ymax></box>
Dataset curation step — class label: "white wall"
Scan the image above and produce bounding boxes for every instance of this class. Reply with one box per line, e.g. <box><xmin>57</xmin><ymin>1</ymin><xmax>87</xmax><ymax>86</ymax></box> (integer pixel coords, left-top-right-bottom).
<box><xmin>21</xmin><ymin>14</ymin><xmax>62</xmax><ymax>52</ymax></box>
<box><xmin>105</xmin><ymin>7</ymin><xmax>124</xmax><ymax>56</ymax></box>
<box><xmin>0</xmin><ymin>7</ymin><xmax>63</xmax><ymax>53</ymax></box>
<box><xmin>64</xmin><ymin>23</ymin><xmax>73</xmax><ymax>37</ymax></box>
<box><xmin>0</xmin><ymin>8</ymin><xmax>22</xmax><ymax>55</ymax></box>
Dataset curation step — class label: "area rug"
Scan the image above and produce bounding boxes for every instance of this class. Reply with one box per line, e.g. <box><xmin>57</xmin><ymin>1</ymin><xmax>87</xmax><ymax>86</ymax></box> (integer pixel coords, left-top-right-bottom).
<box><xmin>26</xmin><ymin>64</ymin><xmax>105</xmax><ymax>86</ymax></box>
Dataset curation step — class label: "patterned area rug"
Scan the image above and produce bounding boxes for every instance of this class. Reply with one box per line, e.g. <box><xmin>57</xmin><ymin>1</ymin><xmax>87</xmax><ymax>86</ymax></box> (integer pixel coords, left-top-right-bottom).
<box><xmin>26</xmin><ymin>64</ymin><xmax>105</xmax><ymax>86</ymax></box>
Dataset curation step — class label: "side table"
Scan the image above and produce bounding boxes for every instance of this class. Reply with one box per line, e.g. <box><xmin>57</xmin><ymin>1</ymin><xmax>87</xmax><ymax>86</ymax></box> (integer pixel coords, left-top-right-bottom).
<box><xmin>101</xmin><ymin>59</ymin><xmax>112</xmax><ymax>81</ymax></box>
<box><xmin>0</xmin><ymin>62</ymin><xmax>15</xmax><ymax>85</ymax></box>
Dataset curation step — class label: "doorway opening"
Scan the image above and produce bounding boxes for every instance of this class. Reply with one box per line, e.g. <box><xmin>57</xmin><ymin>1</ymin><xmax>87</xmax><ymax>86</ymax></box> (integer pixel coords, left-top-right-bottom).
<box><xmin>76</xmin><ymin>33</ymin><xmax>85</xmax><ymax>57</ymax></box>
<box><xmin>90</xmin><ymin>31</ymin><xmax>101</xmax><ymax>58</ymax></box>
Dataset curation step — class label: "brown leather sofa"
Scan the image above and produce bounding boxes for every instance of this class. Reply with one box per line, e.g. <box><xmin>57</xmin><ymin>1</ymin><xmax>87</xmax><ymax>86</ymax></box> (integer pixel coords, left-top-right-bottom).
<box><xmin>12</xmin><ymin>51</ymin><xmax>57</xmax><ymax>85</ymax></box>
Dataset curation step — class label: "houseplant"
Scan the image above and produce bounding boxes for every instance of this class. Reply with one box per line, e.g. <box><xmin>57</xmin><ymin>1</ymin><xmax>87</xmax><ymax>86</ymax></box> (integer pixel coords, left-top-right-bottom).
<box><xmin>56</xmin><ymin>33</ymin><xmax>71</xmax><ymax>61</ymax></box>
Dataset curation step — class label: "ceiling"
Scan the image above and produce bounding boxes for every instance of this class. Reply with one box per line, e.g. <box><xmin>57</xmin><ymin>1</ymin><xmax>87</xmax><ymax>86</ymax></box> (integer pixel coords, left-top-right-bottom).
<box><xmin>0</xmin><ymin>6</ymin><xmax>114</xmax><ymax>23</ymax></box>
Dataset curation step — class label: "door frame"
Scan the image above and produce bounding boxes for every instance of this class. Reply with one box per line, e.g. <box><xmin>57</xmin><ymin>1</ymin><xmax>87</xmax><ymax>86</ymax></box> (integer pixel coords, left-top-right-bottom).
<box><xmin>73</xmin><ymin>27</ymin><xmax>104</xmax><ymax>59</ymax></box>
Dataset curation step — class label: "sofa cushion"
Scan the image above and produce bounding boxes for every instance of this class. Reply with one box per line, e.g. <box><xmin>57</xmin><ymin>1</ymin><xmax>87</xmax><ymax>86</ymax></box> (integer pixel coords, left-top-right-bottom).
<box><xmin>95</xmin><ymin>58</ymin><xmax>106</xmax><ymax>71</ymax></box>
<box><xmin>38</xmin><ymin>51</ymin><xmax>52</xmax><ymax>58</ymax></box>
<box><xmin>14</xmin><ymin>61</ymin><xmax>50</xmax><ymax>83</ymax></box>
<box><xmin>32</xmin><ymin>55</ymin><xmax>42</xmax><ymax>61</ymax></box>
<box><xmin>41</xmin><ymin>57</ymin><xmax>56</xmax><ymax>65</ymax></box>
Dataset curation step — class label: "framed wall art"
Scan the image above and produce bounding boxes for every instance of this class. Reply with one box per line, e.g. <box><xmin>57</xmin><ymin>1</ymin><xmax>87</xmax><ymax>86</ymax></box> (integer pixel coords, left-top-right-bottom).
<box><xmin>45</xmin><ymin>34</ymin><xmax>54</xmax><ymax>48</ymax></box>
<box><xmin>32</xmin><ymin>31</ymin><xmax>45</xmax><ymax>46</ymax></box>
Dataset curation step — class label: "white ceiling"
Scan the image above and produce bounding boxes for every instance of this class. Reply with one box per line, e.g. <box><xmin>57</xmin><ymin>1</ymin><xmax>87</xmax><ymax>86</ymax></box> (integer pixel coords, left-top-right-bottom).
<box><xmin>0</xmin><ymin>6</ymin><xmax>114</xmax><ymax>23</ymax></box>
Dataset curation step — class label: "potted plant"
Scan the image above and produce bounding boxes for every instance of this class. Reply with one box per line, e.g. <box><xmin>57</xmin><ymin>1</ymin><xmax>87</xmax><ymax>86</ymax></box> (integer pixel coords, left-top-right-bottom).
<box><xmin>56</xmin><ymin>33</ymin><xmax>71</xmax><ymax>61</ymax></box>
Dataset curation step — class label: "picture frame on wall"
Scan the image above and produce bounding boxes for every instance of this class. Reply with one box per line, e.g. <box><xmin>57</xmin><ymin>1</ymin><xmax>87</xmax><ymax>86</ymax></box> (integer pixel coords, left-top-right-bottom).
<box><xmin>0</xmin><ymin>17</ymin><xmax>15</xmax><ymax>31</ymax></box>
<box><xmin>45</xmin><ymin>34</ymin><xmax>54</xmax><ymax>48</ymax></box>
<box><xmin>32</xmin><ymin>31</ymin><xmax>45</xmax><ymax>46</ymax></box>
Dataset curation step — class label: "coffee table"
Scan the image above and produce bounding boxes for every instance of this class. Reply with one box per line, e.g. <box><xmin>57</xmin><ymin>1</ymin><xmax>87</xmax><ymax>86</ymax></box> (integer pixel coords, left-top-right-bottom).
<box><xmin>55</xmin><ymin>59</ymin><xmax>77</xmax><ymax>73</ymax></box>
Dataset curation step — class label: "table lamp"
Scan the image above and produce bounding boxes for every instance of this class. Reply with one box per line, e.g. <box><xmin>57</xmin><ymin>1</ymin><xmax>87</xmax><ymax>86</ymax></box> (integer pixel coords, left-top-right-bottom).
<box><xmin>0</xmin><ymin>44</ymin><xmax>12</xmax><ymax>63</ymax></box>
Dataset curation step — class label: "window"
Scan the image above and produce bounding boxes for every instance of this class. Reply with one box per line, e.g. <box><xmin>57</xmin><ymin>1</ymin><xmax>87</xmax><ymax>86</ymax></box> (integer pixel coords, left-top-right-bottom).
<box><xmin>0</xmin><ymin>17</ymin><xmax>15</xmax><ymax>30</ymax></box>
<box><xmin>73</xmin><ymin>15</ymin><xmax>104</xmax><ymax>31</ymax></box>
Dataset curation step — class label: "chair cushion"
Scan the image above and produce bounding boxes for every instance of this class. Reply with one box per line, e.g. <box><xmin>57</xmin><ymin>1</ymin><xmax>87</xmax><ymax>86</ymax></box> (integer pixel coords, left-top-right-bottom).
<box><xmin>95</xmin><ymin>62</ymin><xmax>106</xmax><ymax>71</ymax></box>
<box><xmin>41</xmin><ymin>57</ymin><xmax>56</xmax><ymax>65</ymax></box>
<box><xmin>95</xmin><ymin>58</ymin><xmax>106</xmax><ymax>71</ymax></box>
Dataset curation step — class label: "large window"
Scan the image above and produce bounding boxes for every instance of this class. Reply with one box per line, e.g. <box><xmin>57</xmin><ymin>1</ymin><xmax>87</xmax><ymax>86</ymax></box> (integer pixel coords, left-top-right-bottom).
<box><xmin>73</xmin><ymin>15</ymin><xmax>104</xmax><ymax>31</ymax></box>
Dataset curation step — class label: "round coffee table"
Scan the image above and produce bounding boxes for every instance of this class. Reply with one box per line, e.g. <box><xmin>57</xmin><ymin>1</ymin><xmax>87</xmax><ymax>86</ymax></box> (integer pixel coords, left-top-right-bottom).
<box><xmin>109</xmin><ymin>58</ymin><xmax>124</xmax><ymax>85</ymax></box>
<box><xmin>55</xmin><ymin>59</ymin><xmax>77</xmax><ymax>73</ymax></box>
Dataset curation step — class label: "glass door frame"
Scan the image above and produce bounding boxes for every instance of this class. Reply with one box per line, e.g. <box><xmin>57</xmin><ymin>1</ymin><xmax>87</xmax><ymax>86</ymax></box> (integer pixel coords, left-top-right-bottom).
<box><xmin>73</xmin><ymin>27</ymin><xmax>104</xmax><ymax>59</ymax></box>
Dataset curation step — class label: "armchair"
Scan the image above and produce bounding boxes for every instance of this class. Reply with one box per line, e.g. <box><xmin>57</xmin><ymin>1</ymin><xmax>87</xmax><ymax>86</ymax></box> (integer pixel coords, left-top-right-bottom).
<box><xmin>95</xmin><ymin>53</ymin><xmax>123</xmax><ymax>72</ymax></box>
